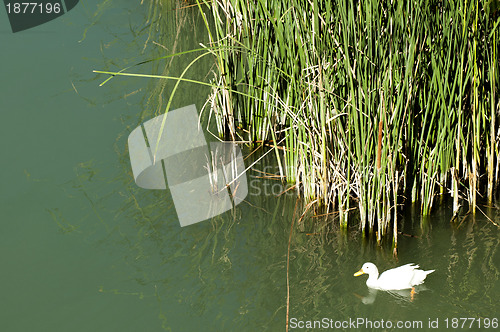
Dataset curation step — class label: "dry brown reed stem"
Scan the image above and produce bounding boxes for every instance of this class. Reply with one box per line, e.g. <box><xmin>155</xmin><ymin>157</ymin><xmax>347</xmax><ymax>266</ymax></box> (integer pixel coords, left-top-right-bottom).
<box><xmin>286</xmin><ymin>199</ymin><xmax>299</xmax><ymax>332</ymax></box>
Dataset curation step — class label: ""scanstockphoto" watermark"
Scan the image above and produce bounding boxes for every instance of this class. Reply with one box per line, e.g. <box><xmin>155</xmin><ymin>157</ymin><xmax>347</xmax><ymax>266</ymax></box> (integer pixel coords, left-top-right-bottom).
<box><xmin>289</xmin><ymin>318</ymin><xmax>423</xmax><ymax>330</ymax></box>
<box><xmin>248</xmin><ymin>165</ymin><xmax>296</xmax><ymax>197</ymax></box>
<box><xmin>289</xmin><ymin>317</ymin><xmax>499</xmax><ymax>330</ymax></box>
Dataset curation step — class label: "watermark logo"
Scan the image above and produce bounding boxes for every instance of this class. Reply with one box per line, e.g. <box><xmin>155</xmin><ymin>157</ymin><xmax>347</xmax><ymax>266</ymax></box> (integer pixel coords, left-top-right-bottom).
<box><xmin>247</xmin><ymin>165</ymin><xmax>296</xmax><ymax>197</ymax></box>
<box><xmin>3</xmin><ymin>0</ymin><xmax>80</xmax><ymax>33</ymax></box>
<box><xmin>128</xmin><ymin>105</ymin><xmax>248</xmax><ymax>227</ymax></box>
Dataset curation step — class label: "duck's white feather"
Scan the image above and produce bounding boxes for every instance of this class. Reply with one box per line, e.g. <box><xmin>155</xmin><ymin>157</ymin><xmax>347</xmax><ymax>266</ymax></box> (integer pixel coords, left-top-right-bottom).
<box><xmin>356</xmin><ymin>262</ymin><xmax>434</xmax><ymax>291</ymax></box>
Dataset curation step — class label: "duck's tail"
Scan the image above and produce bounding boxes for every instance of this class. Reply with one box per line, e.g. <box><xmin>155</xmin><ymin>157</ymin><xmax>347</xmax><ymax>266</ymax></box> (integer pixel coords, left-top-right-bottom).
<box><xmin>412</xmin><ymin>269</ymin><xmax>435</xmax><ymax>285</ymax></box>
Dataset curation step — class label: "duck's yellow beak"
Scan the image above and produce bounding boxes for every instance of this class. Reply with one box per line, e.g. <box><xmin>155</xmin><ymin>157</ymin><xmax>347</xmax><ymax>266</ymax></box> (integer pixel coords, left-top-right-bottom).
<box><xmin>354</xmin><ymin>269</ymin><xmax>365</xmax><ymax>277</ymax></box>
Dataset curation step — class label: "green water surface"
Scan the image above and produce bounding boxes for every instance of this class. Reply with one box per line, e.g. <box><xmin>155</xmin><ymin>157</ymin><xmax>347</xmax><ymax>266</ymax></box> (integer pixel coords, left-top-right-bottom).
<box><xmin>1</xmin><ymin>2</ymin><xmax>499</xmax><ymax>332</ymax></box>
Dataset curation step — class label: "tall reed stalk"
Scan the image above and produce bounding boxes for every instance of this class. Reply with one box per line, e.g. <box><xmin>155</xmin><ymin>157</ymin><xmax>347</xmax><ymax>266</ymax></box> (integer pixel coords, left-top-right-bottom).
<box><xmin>94</xmin><ymin>1</ymin><xmax>499</xmax><ymax>243</ymax></box>
<box><xmin>194</xmin><ymin>0</ymin><xmax>500</xmax><ymax>242</ymax></box>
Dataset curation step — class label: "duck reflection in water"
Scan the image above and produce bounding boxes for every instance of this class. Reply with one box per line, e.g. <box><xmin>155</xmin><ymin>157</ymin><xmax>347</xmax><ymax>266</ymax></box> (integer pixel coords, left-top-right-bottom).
<box><xmin>354</xmin><ymin>285</ymin><xmax>430</xmax><ymax>304</ymax></box>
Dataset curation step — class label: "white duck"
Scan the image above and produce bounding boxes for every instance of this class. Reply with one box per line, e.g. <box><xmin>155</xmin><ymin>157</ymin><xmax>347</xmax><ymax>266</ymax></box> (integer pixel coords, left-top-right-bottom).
<box><xmin>354</xmin><ymin>262</ymin><xmax>434</xmax><ymax>291</ymax></box>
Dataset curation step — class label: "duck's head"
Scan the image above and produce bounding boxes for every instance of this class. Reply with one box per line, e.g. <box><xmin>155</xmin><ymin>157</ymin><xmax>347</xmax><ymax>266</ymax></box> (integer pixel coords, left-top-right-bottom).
<box><xmin>354</xmin><ymin>262</ymin><xmax>378</xmax><ymax>277</ymax></box>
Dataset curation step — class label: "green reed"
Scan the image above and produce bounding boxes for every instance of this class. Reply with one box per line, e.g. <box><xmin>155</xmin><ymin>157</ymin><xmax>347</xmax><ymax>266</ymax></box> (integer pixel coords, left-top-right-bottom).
<box><xmin>94</xmin><ymin>0</ymin><xmax>499</xmax><ymax>243</ymax></box>
<box><xmin>193</xmin><ymin>0</ymin><xmax>500</xmax><ymax>243</ymax></box>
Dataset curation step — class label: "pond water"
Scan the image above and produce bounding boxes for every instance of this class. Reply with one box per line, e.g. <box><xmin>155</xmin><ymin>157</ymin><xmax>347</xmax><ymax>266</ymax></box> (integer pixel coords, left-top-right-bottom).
<box><xmin>1</xmin><ymin>1</ymin><xmax>499</xmax><ymax>331</ymax></box>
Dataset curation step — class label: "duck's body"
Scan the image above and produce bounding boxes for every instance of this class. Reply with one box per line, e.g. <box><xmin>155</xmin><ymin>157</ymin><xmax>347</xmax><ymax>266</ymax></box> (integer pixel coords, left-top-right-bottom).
<box><xmin>354</xmin><ymin>262</ymin><xmax>434</xmax><ymax>291</ymax></box>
